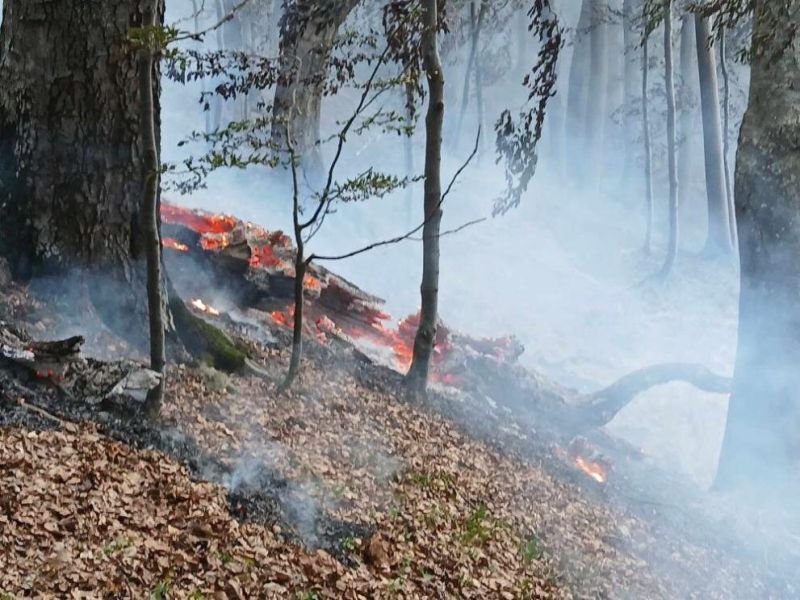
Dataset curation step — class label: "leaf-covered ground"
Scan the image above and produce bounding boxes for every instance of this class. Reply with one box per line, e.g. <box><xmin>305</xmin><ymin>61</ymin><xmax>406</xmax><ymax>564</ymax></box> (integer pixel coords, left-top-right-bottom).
<box><xmin>1</xmin><ymin>337</ymin><xmax>795</xmax><ymax>598</ymax></box>
<box><xmin>0</xmin><ymin>259</ymin><xmax>795</xmax><ymax>598</ymax></box>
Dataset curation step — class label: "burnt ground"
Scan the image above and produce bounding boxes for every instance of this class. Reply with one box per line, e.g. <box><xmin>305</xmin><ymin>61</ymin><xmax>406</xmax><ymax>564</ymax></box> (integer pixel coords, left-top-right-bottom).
<box><xmin>1</xmin><ymin>266</ymin><xmax>799</xmax><ymax>598</ymax></box>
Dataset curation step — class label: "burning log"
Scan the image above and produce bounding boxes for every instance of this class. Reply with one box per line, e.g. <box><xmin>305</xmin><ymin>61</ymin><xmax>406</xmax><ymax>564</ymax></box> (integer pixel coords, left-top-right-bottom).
<box><xmin>0</xmin><ymin>323</ymin><xmax>161</xmax><ymax>405</ymax></box>
<box><xmin>160</xmin><ymin>201</ymin><xmax>518</xmax><ymax>378</ymax></box>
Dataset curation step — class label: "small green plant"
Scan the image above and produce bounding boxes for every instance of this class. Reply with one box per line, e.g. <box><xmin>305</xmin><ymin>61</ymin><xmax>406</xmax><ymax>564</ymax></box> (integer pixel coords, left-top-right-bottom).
<box><xmin>216</xmin><ymin>549</ymin><xmax>234</xmax><ymax>565</ymax></box>
<box><xmin>103</xmin><ymin>536</ymin><xmax>133</xmax><ymax>556</ymax></box>
<box><xmin>295</xmin><ymin>592</ymin><xmax>319</xmax><ymax>600</ymax></box>
<box><xmin>150</xmin><ymin>580</ymin><xmax>171</xmax><ymax>600</ymax></box>
<box><xmin>408</xmin><ymin>470</ymin><xmax>456</xmax><ymax>494</ymax></box>
<box><xmin>1</xmin><ymin>591</ymin><xmax>15</xmax><ymax>600</ymax></box>
<box><xmin>461</xmin><ymin>504</ymin><xmax>492</xmax><ymax>546</ymax></box>
<box><xmin>188</xmin><ymin>592</ymin><xmax>206</xmax><ymax>600</ymax></box>
<box><xmin>388</xmin><ymin>577</ymin><xmax>405</xmax><ymax>594</ymax></box>
<box><xmin>342</xmin><ymin>536</ymin><xmax>359</xmax><ymax>552</ymax></box>
<box><xmin>520</xmin><ymin>535</ymin><xmax>543</xmax><ymax>562</ymax></box>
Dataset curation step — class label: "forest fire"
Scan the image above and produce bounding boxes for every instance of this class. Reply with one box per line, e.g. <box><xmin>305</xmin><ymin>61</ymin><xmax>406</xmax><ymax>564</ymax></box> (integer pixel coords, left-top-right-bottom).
<box><xmin>163</xmin><ymin>238</ymin><xmax>189</xmax><ymax>252</ymax></box>
<box><xmin>190</xmin><ymin>299</ymin><xmax>221</xmax><ymax>317</ymax></box>
<box><xmin>160</xmin><ymin>201</ymin><xmax>519</xmax><ymax>383</ymax></box>
<box><xmin>558</xmin><ymin>437</ymin><xmax>612</xmax><ymax>485</ymax></box>
<box><xmin>574</xmin><ymin>456</ymin><xmax>608</xmax><ymax>484</ymax></box>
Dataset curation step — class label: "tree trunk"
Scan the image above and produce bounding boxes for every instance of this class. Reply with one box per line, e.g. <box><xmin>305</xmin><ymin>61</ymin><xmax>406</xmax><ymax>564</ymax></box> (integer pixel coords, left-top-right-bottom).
<box><xmin>603</xmin><ymin>0</ymin><xmax>623</xmax><ymax>166</ymax></box>
<box><xmin>719</xmin><ymin>25</ymin><xmax>736</xmax><ymax>246</ymax></box>
<box><xmin>0</xmin><ymin>0</ymin><xmax>163</xmax><ymax>338</ymax></box>
<box><xmin>695</xmin><ymin>14</ymin><xmax>732</xmax><ymax>255</ymax></box>
<box><xmin>404</xmin><ymin>77</ymin><xmax>415</xmax><ymax>225</ymax></box>
<box><xmin>454</xmin><ymin>0</ymin><xmax>487</xmax><ymax>148</ymax></box>
<box><xmin>566</xmin><ymin>0</ymin><xmax>592</xmax><ymax>164</ymax></box>
<box><xmin>715</xmin><ymin>0</ymin><xmax>800</xmax><ymax>492</ymax></box>
<box><xmin>138</xmin><ymin>1</ymin><xmax>166</xmax><ymax>416</ymax></box>
<box><xmin>0</xmin><ymin>0</ymin><xmax>160</xmax><ymax>272</ymax></box>
<box><xmin>622</xmin><ymin>0</ymin><xmax>638</xmax><ymax>162</ymax></box>
<box><xmin>642</xmin><ymin>17</ymin><xmax>654</xmax><ymax>253</ymax></box>
<box><xmin>677</xmin><ymin>13</ymin><xmax>697</xmax><ymax>212</ymax></box>
<box><xmin>659</xmin><ymin>1</ymin><xmax>679</xmax><ymax>276</ymax></box>
<box><xmin>407</xmin><ymin>0</ymin><xmax>444</xmax><ymax>393</ymax></box>
<box><xmin>584</xmin><ymin>0</ymin><xmax>608</xmax><ymax>172</ymax></box>
<box><xmin>271</xmin><ymin>0</ymin><xmax>360</xmax><ymax>180</ymax></box>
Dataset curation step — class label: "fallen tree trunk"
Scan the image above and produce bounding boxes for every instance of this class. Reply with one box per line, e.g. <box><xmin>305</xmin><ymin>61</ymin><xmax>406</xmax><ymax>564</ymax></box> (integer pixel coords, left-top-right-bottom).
<box><xmin>459</xmin><ymin>354</ymin><xmax>731</xmax><ymax>438</ymax></box>
<box><xmin>160</xmin><ymin>202</ymin><xmax>733</xmax><ymax>438</ymax></box>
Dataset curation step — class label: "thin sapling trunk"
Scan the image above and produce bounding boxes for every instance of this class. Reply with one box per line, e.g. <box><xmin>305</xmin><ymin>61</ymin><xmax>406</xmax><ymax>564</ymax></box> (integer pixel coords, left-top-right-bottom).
<box><xmin>138</xmin><ymin>3</ymin><xmax>166</xmax><ymax>417</ymax></box>
<box><xmin>659</xmin><ymin>0</ymin><xmax>679</xmax><ymax>277</ymax></box>
<box><xmin>407</xmin><ymin>0</ymin><xmax>445</xmax><ymax>393</ymax></box>
<box><xmin>642</xmin><ymin>14</ymin><xmax>654</xmax><ymax>253</ymax></box>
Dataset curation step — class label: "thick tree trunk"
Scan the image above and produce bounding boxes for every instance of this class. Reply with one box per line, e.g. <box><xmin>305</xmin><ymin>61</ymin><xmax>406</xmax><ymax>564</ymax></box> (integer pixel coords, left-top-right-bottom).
<box><xmin>271</xmin><ymin>0</ymin><xmax>360</xmax><ymax>180</ymax></box>
<box><xmin>407</xmin><ymin>0</ymin><xmax>444</xmax><ymax>393</ymax></box>
<box><xmin>695</xmin><ymin>15</ymin><xmax>732</xmax><ymax>255</ymax></box>
<box><xmin>584</xmin><ymin>0</ymin><xmax>608</xmax><ymax>171</ymax></box>
<box><xmin>0</xmin><ymin>0</ymin><xmax>163</xmax><ymax>340</ymax></box>
<box><xmin>0</xmin><ymin>0</ymin><xmax>161</xmax><ymax>273</ymax></box>
<box><xmin>715</xmin><ymin>0</ymin><xmax>800</xmax><ymax>492</ymax></box>
<box><xmin>659</xmin><ymin>1</ymin><xmax>679</xmax><ymax>276</ymax></box>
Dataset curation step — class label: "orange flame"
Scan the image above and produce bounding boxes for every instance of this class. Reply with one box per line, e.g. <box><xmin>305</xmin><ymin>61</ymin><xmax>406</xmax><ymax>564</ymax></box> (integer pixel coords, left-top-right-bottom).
<box><xmin>190</xmin><ymin>298</ymin><xmax>221</xmax><ymax>317</ymax></box>
<box><xmin>574</xmin><ymin>456</ymin><xmax>608</xmax><ymax>484</ymax></box>
<box><xmin>162</xmin><ymin>203</ymin><xmax>237</xmax><ymax>235</ymax></box>
<box><xmin>163</xmin><ymin>237</ymin><xmax>189</xmax><ymax>252</ymax></box>
<box><xmin>304</xmin><ymin>275</ymin><xmax>322</xmax><ymax>291</ymax></box>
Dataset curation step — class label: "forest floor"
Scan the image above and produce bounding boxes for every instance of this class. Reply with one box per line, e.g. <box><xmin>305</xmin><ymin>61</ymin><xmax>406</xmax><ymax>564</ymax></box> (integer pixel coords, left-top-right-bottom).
<box><xmin>0</xmin><ymin>258</ymin><xmax>797</xmax><ymax>599</ymax></box>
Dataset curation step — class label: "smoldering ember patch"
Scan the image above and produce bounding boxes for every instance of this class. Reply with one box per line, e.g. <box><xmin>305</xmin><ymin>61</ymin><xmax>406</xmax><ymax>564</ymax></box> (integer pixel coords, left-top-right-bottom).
<box><xmin>1</xmin><ymin>0</ymin><xmax>799</xmax><ymax>598</ymax></box>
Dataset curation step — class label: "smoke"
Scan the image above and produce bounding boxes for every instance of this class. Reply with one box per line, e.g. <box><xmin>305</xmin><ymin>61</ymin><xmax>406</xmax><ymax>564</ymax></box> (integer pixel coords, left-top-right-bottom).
<box><xmin>157</xmin><ymin>0</ymin><xmax>747</xmax><ymax>485</ymax></box>
<box><xmin>158</xmin><ymin>0</ymin><xmax>796</xmax><ymax>590</ymax></box>
<box><xmin>226</xmin><ymin>441</ymin><xmax>325</xmax><ymax>546</ymax></box>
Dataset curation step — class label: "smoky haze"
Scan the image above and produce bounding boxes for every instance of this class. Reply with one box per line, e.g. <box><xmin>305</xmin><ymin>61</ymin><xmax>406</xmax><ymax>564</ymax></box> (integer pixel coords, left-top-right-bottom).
<box><xmin>161</xmin><ymin>0</ymin><xmax>744</xmax><ymax>487</ymax></box>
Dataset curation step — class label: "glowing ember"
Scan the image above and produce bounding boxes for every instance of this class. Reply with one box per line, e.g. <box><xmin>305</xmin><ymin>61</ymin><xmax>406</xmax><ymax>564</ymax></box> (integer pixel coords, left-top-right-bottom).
<box><xmin>304</xmin><ymin>275</ymin><xmax>322</xmax><ymax>290</ymax></box>
<box><xmin>250</xmin><ymin>244</ymin><xmax>284</xmax><ymax>269</ymax></box>
<box><xmin>574</xmin><ymin>456</ymin><xmax>608</xmax><ymax>484</ymax></box>
<box><xmin>163</xmin><ymin>237</ymin><xmax>189</xmax><ymax>252</ymax></box>
<box><xmin>190</xmin><ymin>299</ymin><xmax>221</xmax><ymax>317</ymax></box>
<box><xmin>162</xmin><ymin>203</ymin><xmax>237</xmax><ymax>235</ymax></box>
<box><xmin>200</xmin><ymin>233</ymin><xmax>233</xmax><ymax>251</ymax></box>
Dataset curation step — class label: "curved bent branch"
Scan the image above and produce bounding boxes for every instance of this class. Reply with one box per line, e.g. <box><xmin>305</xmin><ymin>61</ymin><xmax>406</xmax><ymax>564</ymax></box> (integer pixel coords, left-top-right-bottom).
<box><xmin>581</xmin><ymin>363</ymin><xmax>732</xmax><ymax>429</ymax></box>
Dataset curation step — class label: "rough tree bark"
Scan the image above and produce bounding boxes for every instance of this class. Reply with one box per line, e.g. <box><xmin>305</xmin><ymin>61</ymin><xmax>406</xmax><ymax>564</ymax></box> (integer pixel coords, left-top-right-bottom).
<box><xmin>407</xmin><ymin>0</ymin><xmax>444</xmax><ymax>393</ymax></box>
<box><xmin>0</xmin><ymin>0</ymin><xmax>247</xmax><ymax>381</ymax></box>
<box><xmin>0</xmin><ymin>0</ymin><xmax>164</xmax><ymax>340</ymax></box>
<box><xmin>271</xmin><ymin>0</ymin><xmax>360</xmax><ymax>179</ymax></box>
<box><xmin>138</xmin><ymin>1</ymin><xmax>166</xmax><ymax>416</ymax></box>
<box><xmin>695</xmin><ymin>14</ymin><xmax>732</xmax><ymax>255</ymax></box>
<box><xmin>659</xmin><ymin>0</ymin><xmax>679</xmax><ymax>277</ymax></box>
<box><xmin>716</xmin><ymin>0</ymin><xmax>800</xmax><ymax>491</ymax></box>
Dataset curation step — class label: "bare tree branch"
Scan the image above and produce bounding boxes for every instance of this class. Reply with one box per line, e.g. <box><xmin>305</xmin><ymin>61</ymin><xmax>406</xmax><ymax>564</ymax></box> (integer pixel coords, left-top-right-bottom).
<box><xmin>309</xmin><ymin>131</ymin><xmax>481</xmax><ymax>263</ymax></box>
